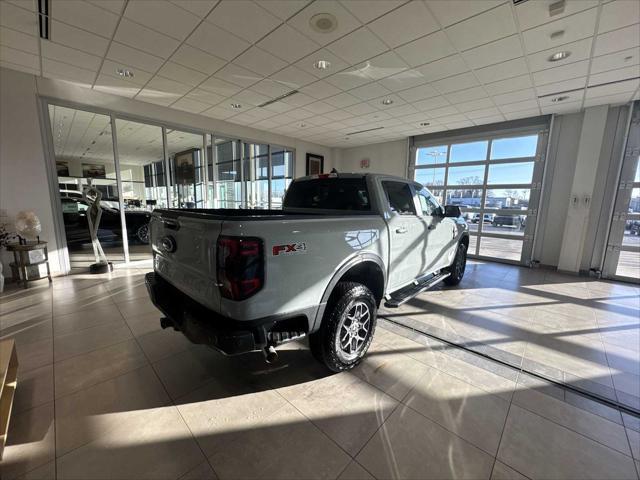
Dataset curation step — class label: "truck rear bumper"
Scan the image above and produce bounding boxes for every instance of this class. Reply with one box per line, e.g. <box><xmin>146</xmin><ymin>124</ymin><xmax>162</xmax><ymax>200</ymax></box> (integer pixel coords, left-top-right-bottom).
<box><xmin>145</xmin><ymin>272</ymin><xmax>307</xmax><ymax>355</ymax></box>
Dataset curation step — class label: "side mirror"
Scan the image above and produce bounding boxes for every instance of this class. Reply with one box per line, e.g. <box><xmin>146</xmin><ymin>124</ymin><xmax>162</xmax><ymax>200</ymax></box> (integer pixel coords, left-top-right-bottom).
<box><xmin>444</xmin><ymin>205</ymin><xmax>461</xmax><ymax>218</ymax></box>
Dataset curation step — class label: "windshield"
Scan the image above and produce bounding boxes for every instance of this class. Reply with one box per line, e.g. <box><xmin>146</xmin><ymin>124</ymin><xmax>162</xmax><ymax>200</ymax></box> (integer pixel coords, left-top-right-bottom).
<box><xmin>283</xmin><ymin>178</ymin><xmax>371</xmax><ymax>211</ymax></box>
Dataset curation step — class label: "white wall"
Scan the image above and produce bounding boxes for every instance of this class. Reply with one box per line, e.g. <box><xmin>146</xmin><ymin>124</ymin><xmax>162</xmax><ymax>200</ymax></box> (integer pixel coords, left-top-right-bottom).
<box><xmin>337</xmin><ymin>139</ymin><xmax>408</xmax><ymax>177</ymax></box>
<box><xmin>0</xmin><ymin>66</ymin><xmax>333</xmax><ymax>275</ymax></box>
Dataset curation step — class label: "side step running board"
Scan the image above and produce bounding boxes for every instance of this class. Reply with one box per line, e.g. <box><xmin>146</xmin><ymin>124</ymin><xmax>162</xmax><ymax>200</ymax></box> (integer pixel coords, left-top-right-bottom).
<box><xmin>384</xmin><ymin>272</ymin><xmax>450</xmax><ymax>308</ymax></box>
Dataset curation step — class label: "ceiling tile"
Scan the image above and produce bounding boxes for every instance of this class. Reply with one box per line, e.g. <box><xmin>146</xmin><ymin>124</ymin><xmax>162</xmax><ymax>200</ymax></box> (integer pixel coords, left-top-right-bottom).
<box><xmin>49</xmin><ymin>20</ymin><xmax>110</xmax><ymax>57</ymax></box>
<box><xmin>515</xmin><ymin>0</ymin><xmax>597</xmax><ymax>31</ymax></box>
<box><xmin>397</xmin><ymin>83</ymin><xmax>440</xmax><ymax>102</ymax></box>
<box><xmin>503</xmin><ymin>108</ymin><xmax>540</xmax><ymax>120</ymax></box>
<box><xmin>299</xmin><ymin>80</ymin><xmax>342</xmax><ymax>100</ymax></box>
<box><xmin>598</xmin><ymin>1</ymin><xmax>640</xmax><ymax>33</ymax></box>
<box><xmin>107</xmin><ymin>42</ymin><xmax>165</xmax><ymax>73</ymax></box>
<box><xmin>443</xmin><ymin>119</ymin><xmax>474</xmax><ymax>129</ymax></box>
<box><xmin>296</xmin><ymin>49</ymin><xmax>349</xmax><ymax>78</ymax></box>
<box><xmin>368</xmin><ymin>1</ymin><xmax>438</xmax><ymax>48</ymax></box>
<box><xmin>185</xmin><ymin>88</ymin><xmax>226</xmax><ymax>105</ymax></box>
<box><xmin>0</xmin><ymin>26</ymin><xmax>38</xmax><ymax>55</ymax></box>
<box><xmin>350</xmin><ymin>82</ymin><xmax>391</xmax><ymax>100</ymax></box>
<box><xmin>202</xmin><ymin>106</ymin><xmax>237</xmax><ymax>120</ymax></box>
<box><xmin>100</xmin><ymin>59</ymin><xmax>153</xmax><ymax>86</ymax></box>
<box><xmin>250</xmin><ymin>79</ymin><xmax>292</xmax><ymax>98</ymax></box>
<box><xmin>279</xmin><ymin>91</ymin><xmax>316</xmax><ymax>107</ymax></box>
<box><xmin>324</xmin><ymin>92</ymin><xmax>361</xmax><ymax>108</ymax></box>
<box><xmin>492</xmin><ymin>88</ymin><xmax>536</xmax><ymax>105</ymax></box>
<box><xmin>369</xmin><ymin>93</ymin><xmax>407</xmax><ymax>109</ymax></box>
<box><xmin>472</xmin><ymin>114</ymin><xmax>504</xmax><ymax>126</ymax></box>
<box><xmin>207</xmin><ymin>1</ymin><xmax>282</xmax><ymax>43</ymax></box>
<box><xmin>339</xmin><ymin>0</ymin><xmax>405</xmax><ymax>24</ymax></box>
<box><xmin>170</xmin><ymin>44</ymin><xmax>226</xmax><ymax>75</ymax></box>
<box><xmin>326</xmin><ymin>27</ymin><xmax>388</xmax><ymax>65</ymax></box>
<box><xmin>483</xmin><ymin>74</ymin><xmax>532</xmax><ymax>96</ymax></box>
<box><xmin>354</xmin><ymin>51</ymin><xmax>408</xmax><ymax>80</ymax></box>
<box><xmin>187</xmin><ymin>22</ymin><xmax>250</xmax><ymax>60</ymax></box>
<box><xmin>0</xmin><ymin>2</ymin><xmax>37</xmax><ymax>35</ymax></box>
<box><xmin>446</xmin><ymin>4</ymin><xmax>516</xmax><ymax>52</ymax></box>
<box><xmin>522</xmin><ymin>8</ymin><xmax>598</xmax><ymax>54</ymax></box>
<box><xmin>395</xmin><ymin>31</ymin><xmax>456</xmax><ymax>67</ymax></box>
<box><xmin>41</xmin><ymin>41</ymin><xmax>102</xmax><ymax>71</ymax></box>
<box><xmin>234</xmin><ymin>47</ymin><xmax>287</xmax><ymax>76</ymax></box>
<box><xmin>412</xmin><ymin>95</ymin><xmax>452</xmax><ymax>112</ymax></box>
<box><xmin>232</xmin><ymin>89</ymin><xmax>271</xmax><ymax>106</ymax></box>
<box><xmin>499</xmin><ymin>99</ymin><xmax>539</xmax><ymax>113</ymax></box>
<box><xmin>170</xmin><ymin>96</ymin><xmax>210</xmax><ymax>113</ymax></box>
<box><xmin>170</xmin><ymin>0</ymin><xmax>218</xmax><ymax>17</ymax></box>
<box><xmin>384</xmin><ymin>103</ymin><xmax>419</xmax><ymax>117</ymax></box>
<box><xmin>461</xmin><ymin>34</ymin><xmax>523</xmax><ymax>70</ymax></box>
<box><xmin>536</xmin><ymin>77</ymin><xmax>586</xmax><ymax>96</ymax></box>
<box><xmin>322</xmin><ymin>109</ymin><xmax>354</xmax><ymax>121</ymax></box>
<box><xmin>288</xmin><ymin>1</ymin><xmax>361</xmax><ymax>45</ymax></box>
<box><xmin>0</xmin><ymin>45</ymin><xmax>39</xmax><ymax>70</ymax></box>
<box><xmin>115</xmin><ymin>18</ymin><xmax>180</xmax><ymax>59</ymax></box>
<box><xmin>125</xmin><ymin>0</ymin><xmax>201</xmax><ymax>41</ymax></box>
<box><xmin>474</xmin><ymin>57</ymin><xmax>528</xmax><ymax>84</ymax></box>
<box><xmin>344</xmin><ymin>102</ymin><xmax>379</xmax><ymax>115</ymax></box>
<box><xmin>51</xmin><ymin>1</ymin><xmax>119</xmax><ymax>38</ymax></box>
<box><xmin>214</xmin><ymin>62</ymin><xmax>262</xmax><ymax>88</ymax></box>
<box><xmin>256</xmin><ymin>0</ymin><xmax>310</xmax><ymax>21</ymax></box>
<box><xmin>590</xmin><ymin>47</ymin><xmax>639</xmax><ymax>74</ymax></box>
<box><xmin>378</xmin><ymin>69</ymin><xmax>427</xmax><ymax>91</ymax></box>
<box><xmin>414</xmin><ymin>54</ymin><xmax>468</xmax><ymax>82</ymax></box>
<box><xmin>539</xmin><ymin>97</ymin><xmax>582</xmax><ymax>112</ymax></box>
<box><xmin>304</xmin><ymin>101</ymin><xmax>336</xmax><ymax>114</ymax></box>
<box><xmin>93</xmin><ymin>74</ymin><xmax>141</xmax><ymax>98</ymax></box>
<box><xmin>432</xmin><ymin>72</ymin><xmax>478</xmax><ymax>94</ymax></box>
<box><xmin>325</xmin><ymin>67</ymin><xmax>373</xmax><ymax>90</ymax></box>
<box><xmin>42</xmin><ymin>58</ymin><xmax>96</xmax><ymax>85</ymax></box>
<box><xmin>455</xmin><ymin>97</ymin><xmax>495</xmax><ymax>112</ymax></box>
<box><xmin>258</xmin><ymin>24</ymin><xmax>320</xmax><ymax>64</ymax></box>
<box><xmin>586</xmin><ymin>78</ymin><xmax>639</xmax><ymax>98</ymax></box>
<box><xmin>423</xmin><ymin>105</ymin><xmax>460</xmax><ymax>118</ymax></box>
<box><xmin>157</xmin><ymin>61</ymin><xmax>207</xmax><ymax>87</ymax></box>
<box><xmin>594</xmin><ymin>24</ymin><xmax>640</xmax><ymax>57</ymax></box>
<box><xmin>271</xmin><ymin>65</ymin><xmax>317</xmax><ymax>89</ymax></box>
<box><xmin>199</xmin><ymin>76</ymin><xmax>244</xmax><ymax>96</ymax></box>
<box><xmin>584</xmin><ymin>92</ymin><xmax>634</xmax><ymax>107</ymax></box>
<box><xmin>532</xmin><ymin>60</ymin><xmax>589</xmax><ymax>86</ymax></box>
<box><xmin>426</xmin><ymin>0</ymin><xmax>504</xmax><ymax>28</ymax></box>
<box><xmin>526</xmin><ymin>38</ymin><xmax>593</xmax><ymax>72</ymax></box>
<box><xmin>444</xmin><ymin>86</ymin><xmax>488</xmax><ymax>104</ymax></box>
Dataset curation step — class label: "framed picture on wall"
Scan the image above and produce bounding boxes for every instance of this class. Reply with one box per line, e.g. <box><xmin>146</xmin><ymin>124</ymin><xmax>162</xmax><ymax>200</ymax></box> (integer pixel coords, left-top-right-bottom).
<box><xmin>306</xmin><ymin>153</ymin><xmax>324</xmax><ymax>176</ymax></box>
<box><xmin>82</xmin><ymin>163</ymin><xmax>106</xmax><ymax>179</ymax></box>
<box><xmin>56</xmin><ymin>161</ymin><xmax>70</xmax><ymax>176</ymax></box>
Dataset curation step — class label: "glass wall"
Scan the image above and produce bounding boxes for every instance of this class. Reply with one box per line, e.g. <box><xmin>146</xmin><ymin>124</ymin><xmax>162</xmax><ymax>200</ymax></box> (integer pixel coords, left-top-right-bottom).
<box><xmin>49</xmin><ymin>105</ymin><xmax>126</xmax><ymax>267</ymax></box>
<box><xmin>46</xmin><ymin>101</ymin><xmax>296</xmax><ymax>270</ymax></box>
<box><xmin>412</xmin><ymin>130</ymin><xmax>546</xmax><ymax>265</ymax></box>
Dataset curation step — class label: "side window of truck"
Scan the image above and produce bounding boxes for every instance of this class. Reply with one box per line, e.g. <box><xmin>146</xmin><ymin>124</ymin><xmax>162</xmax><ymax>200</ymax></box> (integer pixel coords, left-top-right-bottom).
<box><xmin>418</xmin><ymin>191</ymin><xmax>439</xmax><ymax>216</ymax></box>
<box><xmin>382</xmin><ymin>181</ymin><xmax>417</xmax><ymax>216</ymax></box>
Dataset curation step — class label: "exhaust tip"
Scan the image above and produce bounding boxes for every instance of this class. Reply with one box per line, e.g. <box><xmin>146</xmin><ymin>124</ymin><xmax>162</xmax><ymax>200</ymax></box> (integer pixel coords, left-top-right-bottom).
<box><xmin>263</xmin><ymin>345</ymin><xmax>279</xmax><ymax>364</ymax></box>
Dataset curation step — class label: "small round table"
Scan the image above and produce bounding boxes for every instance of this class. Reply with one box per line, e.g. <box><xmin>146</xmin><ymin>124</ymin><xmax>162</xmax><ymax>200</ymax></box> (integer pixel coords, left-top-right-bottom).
<box><xmin>6</xmin><ymin>241</ymin><xmax>52</xmax><ymax>289</ymax></box>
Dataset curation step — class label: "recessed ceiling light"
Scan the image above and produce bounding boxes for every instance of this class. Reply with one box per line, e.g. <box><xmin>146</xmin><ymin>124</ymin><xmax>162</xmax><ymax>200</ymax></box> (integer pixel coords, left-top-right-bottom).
<box><xmin>551</xmin><ymin>95</ymin><xmax>569</xmax><ymax>103</ymax></box>
<box><xmin>420</xmin><ymin>122</ymin><xmax>430</xmax><ymax>127</ymax></box>
<box><xmin>381</xmin><ymin>98</ymin><xmax>394</xmax><ymax>105</ymax></box>
<box><xmin>230</xmin><ymin>103</ymin><xmax>242</xmax><ymax>109</ymax></box>
<box><xmin>116</xmin><ymin>68</ymin><xmax>134</xmax><ymax>78</ymax></box>
<box><xmin>309</xmin><ymin>13</ymin><xmax>337</xmax><ymax>33</ymax></box>
<box><xmin>298</xmin><ymin>123</ymin><xmax>307</xmax><ymax>128</ymax></box>
<box><xmin>548</xmin><ymin>51</ymin><xmax>570</xmax><ymax>62</ymax></box>
<box><xmin>313</xmin><ymin>60</ymin><xmax>331</xmax><ymax>70</ymax></box>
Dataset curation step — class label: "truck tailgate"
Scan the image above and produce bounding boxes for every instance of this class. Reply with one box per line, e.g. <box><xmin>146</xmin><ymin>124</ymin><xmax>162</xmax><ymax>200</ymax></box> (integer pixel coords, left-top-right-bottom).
<box><xmin>150</xmin><ymin>211</ymin><xmax>222</xmax><ymax>312</ymax></box>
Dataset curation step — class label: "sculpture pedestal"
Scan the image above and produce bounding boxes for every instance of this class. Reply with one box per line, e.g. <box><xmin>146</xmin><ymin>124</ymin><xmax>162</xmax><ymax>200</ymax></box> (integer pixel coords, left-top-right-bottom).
<box><xmin>89</xmin><ymin>261</ymin><xmax>113</xmax><ymax>274</ymax></box>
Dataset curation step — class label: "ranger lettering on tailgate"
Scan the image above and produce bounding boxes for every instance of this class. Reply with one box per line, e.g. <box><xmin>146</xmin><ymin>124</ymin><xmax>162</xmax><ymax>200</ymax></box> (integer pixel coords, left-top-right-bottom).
<box><xmin>272</xmin><ymin>242</ymin><xmax>307</xmax><ymax>256</ymax></box>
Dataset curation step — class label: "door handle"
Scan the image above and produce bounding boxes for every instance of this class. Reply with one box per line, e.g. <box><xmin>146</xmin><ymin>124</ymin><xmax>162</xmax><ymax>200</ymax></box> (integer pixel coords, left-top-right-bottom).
<box><xmin>395</xmin><ymin>227</ymin><xmax>407</xmax><ymax>234</ymax></box>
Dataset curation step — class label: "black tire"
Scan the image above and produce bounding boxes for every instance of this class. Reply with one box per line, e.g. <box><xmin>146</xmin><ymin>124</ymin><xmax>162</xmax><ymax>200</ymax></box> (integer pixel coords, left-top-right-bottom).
<box><xmin>444</xmin><ymin>242</ymin><xmax>467</xmax><ymax>286</ymax></box>
<box><xmin>136</xmin><ymin>223</ymin><xmax>150</xmax><ymax>244</ymax></box>
<box><xmin>309</xmin><ymin>281</ymin><xmax>377</xmax><ymax>373</ymax></box>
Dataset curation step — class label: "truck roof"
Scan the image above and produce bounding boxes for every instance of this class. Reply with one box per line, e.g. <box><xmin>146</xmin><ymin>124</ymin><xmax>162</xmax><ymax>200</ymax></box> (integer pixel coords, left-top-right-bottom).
<box><xmin>295</xmin><ymin>172</ymin><xmax>424</xmax><ymax>189</ymax></box>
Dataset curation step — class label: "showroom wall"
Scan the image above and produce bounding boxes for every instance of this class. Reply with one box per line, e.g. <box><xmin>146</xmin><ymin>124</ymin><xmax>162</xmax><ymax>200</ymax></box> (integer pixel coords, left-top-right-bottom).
<box><xmin>0</xmin><ymin>66</ymin><xmax>333</xmax><ymax>274</ymax></box>
<box><xmin>338</xmin><ymin>139</ymin><xmax>407</xmax><ymax>176</ymax></box>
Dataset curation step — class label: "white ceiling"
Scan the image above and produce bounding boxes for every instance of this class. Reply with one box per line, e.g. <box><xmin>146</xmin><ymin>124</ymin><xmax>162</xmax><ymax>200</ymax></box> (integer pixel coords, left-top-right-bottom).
<box><xmin>1</xmin><ymin>0</ymin><xmax>639</xmax><ymax>147</ymax></box>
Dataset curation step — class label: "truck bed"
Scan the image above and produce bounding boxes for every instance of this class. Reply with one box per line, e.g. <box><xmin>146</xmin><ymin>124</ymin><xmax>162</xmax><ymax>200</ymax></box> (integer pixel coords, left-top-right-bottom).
<box><xmin>154</xmin><ymin>208</ymin><xmax>377</xmax><ymax>220</ymax></box>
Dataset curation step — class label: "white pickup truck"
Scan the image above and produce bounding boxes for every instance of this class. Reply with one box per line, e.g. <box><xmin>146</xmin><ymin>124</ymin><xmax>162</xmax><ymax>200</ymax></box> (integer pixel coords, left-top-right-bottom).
<box><xmin>145</xmin><ymin>173</ymin><xmax>469</xmax><ymax>371</ymax></box>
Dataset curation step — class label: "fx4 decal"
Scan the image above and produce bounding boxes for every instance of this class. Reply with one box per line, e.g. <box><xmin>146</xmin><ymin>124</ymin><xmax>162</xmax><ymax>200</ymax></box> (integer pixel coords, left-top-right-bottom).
<box><xmin>272</xmin><ymin>242</ymin><xmax>307</xmax><ymax>256</ymax></box>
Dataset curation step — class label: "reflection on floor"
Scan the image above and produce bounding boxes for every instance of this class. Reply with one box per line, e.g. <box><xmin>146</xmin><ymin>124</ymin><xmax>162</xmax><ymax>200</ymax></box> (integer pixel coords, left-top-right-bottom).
<box><xmin>0</xmin><ymin>261</ymin><xmax>638</xmax><ymax>479</ymax></box>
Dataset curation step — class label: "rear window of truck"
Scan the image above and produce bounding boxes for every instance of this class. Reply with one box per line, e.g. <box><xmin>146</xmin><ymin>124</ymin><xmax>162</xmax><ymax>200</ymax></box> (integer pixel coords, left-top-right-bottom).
<box><xmin>283</xmin><ymin>178</ymin><xmax>371</xmax><ymax>211</ymax></box>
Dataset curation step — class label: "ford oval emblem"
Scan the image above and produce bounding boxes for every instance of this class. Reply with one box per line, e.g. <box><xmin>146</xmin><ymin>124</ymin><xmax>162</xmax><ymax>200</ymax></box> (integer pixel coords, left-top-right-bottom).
<box><xmin>161</xmin><ymin>235</ymin><xmax>177</xmax><ymax>253</ymax></box>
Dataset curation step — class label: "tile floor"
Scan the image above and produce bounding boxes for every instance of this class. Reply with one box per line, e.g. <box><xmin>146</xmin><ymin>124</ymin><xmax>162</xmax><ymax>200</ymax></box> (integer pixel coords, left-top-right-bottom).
<box><xmin>0</xmin><ymin>260</ymin><xmax>638</xmax><ymax>480</ymax></box>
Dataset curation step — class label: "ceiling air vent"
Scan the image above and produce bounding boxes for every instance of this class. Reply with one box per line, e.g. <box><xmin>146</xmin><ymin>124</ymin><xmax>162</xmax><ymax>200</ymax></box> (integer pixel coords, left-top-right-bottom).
<box><xmin>512</xmin><ymin>0</ymin><xmax>530</xmax><ymax>5</ymax></box>
<box><xmin>257</xmin><ymin>90</ymin><xmax>299</xmax><ymax>108</ymax></box>
<box><xmin>38</xmin><ymin>0</ymin><xmax>50</xmax><ymax>40</ymax></box>
<box><xmin>346</xmin><ymin>126</ymin><xmax>384</xmax><ymax>136</ymax></box>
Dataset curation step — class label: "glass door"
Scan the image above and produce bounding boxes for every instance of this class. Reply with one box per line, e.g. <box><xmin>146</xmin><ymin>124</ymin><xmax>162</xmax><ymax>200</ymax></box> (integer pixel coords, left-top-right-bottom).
<box><xmin>49</xmin><ymin>105</ymin><xmax>126</xmax><ymax>268</ymax></box>
<box><xmin>604</xmin><ymin>102</ymin><xmax>640</xmax><ymax>281</ymax></box>
<box><xmin>243</xmin><ymin>142</ymin><xmax>270</xmax><ymax>209</ymax></box>
<box><xmin>166</xmin><ymin>129</ymin><xmax>206</xmax><ymax>209</ymax></box>
<box><xmin>213</xmin><ymin>136</ymin><xmax>243</xmax><ymax>208</ymax></box>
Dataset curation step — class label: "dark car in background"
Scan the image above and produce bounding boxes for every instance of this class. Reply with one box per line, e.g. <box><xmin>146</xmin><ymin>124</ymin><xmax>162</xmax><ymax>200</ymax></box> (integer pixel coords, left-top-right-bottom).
<box><xmin>60</xmin><ymin>197</ymin><xmax>151</xmax><ymax>245</ymax></box>
<box><xmin>492</xmin><ymin>212</ymin><xmax>525</xmax><ymax>229</ymax></box>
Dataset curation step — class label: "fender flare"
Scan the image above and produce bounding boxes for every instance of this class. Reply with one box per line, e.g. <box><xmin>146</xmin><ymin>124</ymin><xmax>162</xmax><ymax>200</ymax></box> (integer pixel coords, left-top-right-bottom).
<box><xmin>311</xmin><ymin>252</ymin><xmax>386</xmax><ymax>332</ymax></box>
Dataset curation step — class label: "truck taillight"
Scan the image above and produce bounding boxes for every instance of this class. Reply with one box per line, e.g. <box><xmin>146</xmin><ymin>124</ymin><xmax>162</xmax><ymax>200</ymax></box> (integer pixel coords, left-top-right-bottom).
<box><xmin>216</xmin><ymin>236</ymin><xmax>264</xmax><ymax>300</ymax></box>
